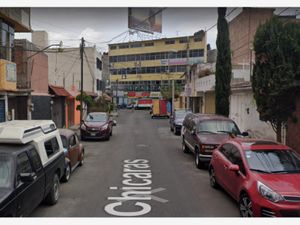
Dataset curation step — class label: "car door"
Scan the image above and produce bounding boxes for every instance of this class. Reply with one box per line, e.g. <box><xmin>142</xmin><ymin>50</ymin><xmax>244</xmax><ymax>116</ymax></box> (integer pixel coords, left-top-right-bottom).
<box><xmin>68</xmin><ymin>135</ymin><xmax>79</xmax><ymax>167</ymax></box>
<box><xmin>15</xmin><ymin>151</ymin><xmax>41</xmax><ymax>216</ymax></box>
<box><xmin>225</xmin><ymin>146</ymin><xmax>247</xmax><ymax>199</ymax></box>
<box><xmin>214</xmin><ymin>143</ymin><xmax>233</xmax><ymax>189</ymax></box>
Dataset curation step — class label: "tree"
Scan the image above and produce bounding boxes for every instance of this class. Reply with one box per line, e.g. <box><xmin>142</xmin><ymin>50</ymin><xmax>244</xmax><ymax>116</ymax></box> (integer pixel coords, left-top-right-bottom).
<box><xmin>75</xmin><ymin>92</ymin><xmax>94</xmax><ymax>111</ymax></box>
<box><xmin>252</xmin><ymin>17</ymin><xmax>300</xmax><ymax>142</ymax></box>
<box><xmin>215</xmin><ymin>7</ymin><xmax>232</xmax><ymax>117</ymax></box>
<box><xmin>160</xmin><ymin>82</ymin><xmax>182</xmax><ymax>101</ymax></box>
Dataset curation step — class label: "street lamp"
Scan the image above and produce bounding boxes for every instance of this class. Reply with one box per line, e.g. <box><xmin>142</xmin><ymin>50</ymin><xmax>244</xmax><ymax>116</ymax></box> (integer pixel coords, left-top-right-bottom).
<box><xmin>27</xmin><ymin>41</ymin><xmax>63</xmax><ymax>59</ymax></box>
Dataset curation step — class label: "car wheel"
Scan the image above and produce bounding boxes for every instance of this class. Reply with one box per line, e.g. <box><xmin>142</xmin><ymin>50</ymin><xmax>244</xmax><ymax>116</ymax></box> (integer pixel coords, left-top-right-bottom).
<box><xmin>80</xmin><ymin>135</ymin><xmax>85</xmax><ymax>141</ymax></box>
<box><xmin>209</xmin><ymin>167</ymin><xmax>219</xmax><ymax>189</ymax></box>
<box><xmin>79</xmin><ymin>152</ymin><xmax>84</xmax><ymax>166</ymax></box>
<box><xmin>239</xmin><ymin>193</ymin><xmax>253</xmax><ymax>217</ymax></box>
<box><xmin>195</xmin><ymin>149</ymin><xmax>205</xmax><ymax>169</ymax></box>
<box><xmin>45</xmin><ymin>174</ymin><xmax>60</xmax><ymax>205</ymax></box>
<box><xmin>106</xmin><ymin>134</ymin><xmax>110</xmax><ymax>141</ymax></box>
<box><xmin>110</xmin><ymin>129</ymin><xmax>113</xmax><ymax>136</ymax></box>
<box><xmin>174</xmin><ymin>127</ymin><xmax>179</xmax><ymax>135</ymax></box>
<box><xmin>181</xmin><ymin>139</ymin><xmax>189</xmax><ymax>153</ymax></box>
<box><xmin>62</xmin><ymin>163</ymin><xmax>71</xmax><ymax>183</ymax></box>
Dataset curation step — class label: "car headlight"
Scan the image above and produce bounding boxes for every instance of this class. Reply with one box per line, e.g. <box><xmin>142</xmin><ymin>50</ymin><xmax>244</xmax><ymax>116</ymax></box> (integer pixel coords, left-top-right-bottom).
<box><xmin>101</xmin><ymin>124</ymin><xmax>109</xmax><ymax>130</ymax></box>
<box><xmin>257</xmin><ymin>181</ymin><xmax>283</xmax><ymax>202</ymax></box>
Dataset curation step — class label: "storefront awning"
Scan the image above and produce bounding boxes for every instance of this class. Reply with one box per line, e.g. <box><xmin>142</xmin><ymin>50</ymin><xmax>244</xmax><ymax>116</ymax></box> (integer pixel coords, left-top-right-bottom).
<box><xmin>49</xmin><ymin>85</ymin><xmax>71</xmax><ymax>97</ymax></box>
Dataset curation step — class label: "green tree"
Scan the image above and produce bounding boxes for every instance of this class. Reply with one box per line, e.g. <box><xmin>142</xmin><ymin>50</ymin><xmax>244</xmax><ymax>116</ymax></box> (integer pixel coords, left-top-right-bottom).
<box><xmin>75</xmin><ymin>92</ymin><xmax>94</xmax><ymax>111</ymax></box>
<box><xmin>160</xmin><ymin>82</ymin><xmax>182</xmax><ymax>101</ymax></box>
<box><xmin>252</xmin><ymin>17</ymin><xmax>300</xmax><ymax>142</ymax></box>
<box><xmin>215</xmin><ymin>7</ymin><xmax>232</xmax><ymax>117</ymax></box>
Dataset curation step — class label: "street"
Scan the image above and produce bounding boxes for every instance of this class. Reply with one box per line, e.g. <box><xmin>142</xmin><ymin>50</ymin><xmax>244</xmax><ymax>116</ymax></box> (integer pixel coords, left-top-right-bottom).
<box><xmin>31</xmin><ymin>109</ymin><xmax>239</xmax><ymax>217</ymax></box>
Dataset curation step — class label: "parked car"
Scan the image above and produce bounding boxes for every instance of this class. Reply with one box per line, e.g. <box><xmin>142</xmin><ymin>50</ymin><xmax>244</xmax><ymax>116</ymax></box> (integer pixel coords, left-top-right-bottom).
<box><xmin>181</xmin><ymin>113</ymin><xmax>248</xmax><ymax>169</ymax></box>
<box><xmin>209</xmin><ymin>138</ymin><xmax>300</xmax><ymax>217</ymax></box>
<box><xmin>80</xmin><ymin>112</ymin><xmax>116</xmax><ymax>141</ymax></box>
<box><xmin>0</xmin><ymin>120</ymin><xmax>65</xmax><ymax>216</ymax></box>
<box><xmin>59</xmin><ymin>129</ymin><xmax>84</xmax><ymax>182</ymax></box>
<box><xmin>169</xmin><ymin>109</ymin><xmax>192</xmax><ymax>135</ymax></box>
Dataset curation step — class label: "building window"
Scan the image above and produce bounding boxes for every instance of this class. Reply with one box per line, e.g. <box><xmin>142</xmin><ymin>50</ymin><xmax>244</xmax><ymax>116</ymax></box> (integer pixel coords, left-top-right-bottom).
<box><xmin>194</xmin><ymin>37</ymin><xmax>202</xmax><ymax>42</ymax></box>
<box><xmin>179</xmin><ymin>37</ymin><xmax>188</xmax><ymax>43</ymax></box>
<box><xmin>96</xmin><ymin>58</ymin><xmax>102</xmax><ymax>70</ymax></box>
<box><xmin>145</xmin><ymin>42</ymin><xmax>154</xmax><ymax>47</ymax></box>
<box><xmin>0</xmin><ymin>21</ymin><xmax>14</xmax><ymax>61</ymax></box>
<box><xmin>110</xmin><ymin>45</ymin><xmax>117</xmax><ymax>50</ymax></box>
<box><xmin>119</xmin><ymin>44</ymin><xmax>129</xmax><ymax>49</ymax></box>
<box><xmin>130</xmin><ymin>43</ymin><xmax>142</xmax><ymax>48</ymax></box>
<box><xmin>165</xmin><ymin>39</ymin><xmax>175</xmax><ymax>45</ymax></box>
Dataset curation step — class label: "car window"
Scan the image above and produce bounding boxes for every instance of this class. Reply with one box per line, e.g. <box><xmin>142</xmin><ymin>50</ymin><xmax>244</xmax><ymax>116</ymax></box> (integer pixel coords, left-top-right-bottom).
<box><xmin>228</xmin><ymin>146</ymin><xmax>246</xmax><ymax>175</ymax></box>
<box><xmin>198</xmin><ymin>120</ymin><xmax>241</xmax><ymax>135</ymax></box>
<box><xmin>70</xmin><ymin>135</ymin><xmax>77</xmax><ymax>147</ymax></box>
<box><xmin>86</xmin><ymin>113</ymin><xmax>107</xmax><ymax>122</ymax></box>
<box><xmin>245</xmin><ymin>149</ymin><xmax>300</xmax><ymax>174</ymax></box>
<box><xmin>0</xmin><ymin>154</ymin><xmax>13</xmax><ymax>188</ymax></box>
<box><xmin>28</xmin><ymin>148</ymin><xmax>43</xmax><ymax>172</ymax></box>
<box><xmin>60</xmin><ymin>135</ymin><xmax>68</xmax><ymax>148</ymax></box>
<box><xmin>44</xmin><ymin>137</ymin><xmax>60</xmax><ymax>158</ymax></box>
<box><xmin>219</xmin><ymin>143</ymin><xmax>232</xmax><ymax>158</ymax></box>
<box><xmin>17</xmin><ymin>152</ymin><xmax>33</xmax><ymax>182</ymax></box>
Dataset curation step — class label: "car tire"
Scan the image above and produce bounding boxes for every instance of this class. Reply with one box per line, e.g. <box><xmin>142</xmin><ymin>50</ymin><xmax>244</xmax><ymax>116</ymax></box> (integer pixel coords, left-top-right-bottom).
<box><xmin>62</xmin><ymin>163</ymin><xmax>71</xmax><ymax>183</ymax></box>
<box><xmin>239</xmin><ymin>193</ymin><xmax>253</xmax><ymax>217</ymax></box>
<box><xmin>81</xmin><ymin>135</ymin><xmax>85</xmax><ymax>141</ymax></box>
<box><xmin>170</xmin><ymin>126</ymin><xmax>174</xmax><ymax>132</ymax></box>
<box><xmin>106</xmin><ymin>134</ymin><xmax>110</xmax><ymax>141</ymax></box>
<box><xmin>195</xmin><ymin>149</ymin><xmax>205</xmax><ymax>169</ymax></box>
<box><xmin>209</xmin><ymin>167</ymin><xmax>219</xmax><ymax>189</ymax></box>
<box><xmin>79</xmin><ymin>151</ymin><xmax>84</xmax><ymax>166</ymax></box>
<box><xmin>181</xmin><ymin>139</ymin><xmax>189</xmax><ymax>153</ymax></box>
<box><xmin>110</xmin><ymin>129</ymin><xmax>113</xmax><ymax>136</ymax></box>
<box><xmin>45</xmin><ymin>174</ymin><xmax>60</xmax><ymax>205</ymax></box>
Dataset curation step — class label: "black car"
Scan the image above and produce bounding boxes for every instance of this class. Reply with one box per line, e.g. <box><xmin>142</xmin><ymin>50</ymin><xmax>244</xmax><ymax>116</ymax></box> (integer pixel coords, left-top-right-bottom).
<box><xmin>0</xmin><ymin>143</ymin><xmax>63</xmax><ymax>216</ymax></box>
<box><xmin>169</xmin><ymin>109</ymin><xmax>192</xmax><ymax>135</ymax></box>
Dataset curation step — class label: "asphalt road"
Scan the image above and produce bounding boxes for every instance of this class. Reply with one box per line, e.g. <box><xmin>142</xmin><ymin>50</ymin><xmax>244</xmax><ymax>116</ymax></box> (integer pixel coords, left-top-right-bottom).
<box><xmin>31</xmin><ymin>109</ymin><xmax>239</xmax><ymax>217</ymax></box>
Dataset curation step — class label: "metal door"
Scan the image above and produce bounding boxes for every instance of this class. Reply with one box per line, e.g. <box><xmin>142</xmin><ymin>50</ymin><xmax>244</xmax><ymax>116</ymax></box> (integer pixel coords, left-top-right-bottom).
<box><xmin>0</xmin><ymin>100</ymin><xmax>5</xmax><ymax>122</ymax></box>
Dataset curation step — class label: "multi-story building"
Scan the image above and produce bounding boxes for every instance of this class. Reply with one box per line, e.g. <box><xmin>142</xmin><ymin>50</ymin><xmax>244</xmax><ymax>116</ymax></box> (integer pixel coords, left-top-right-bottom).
<box><xmin>108</xmin><ymin>32</ymin><xmax>207</xmax><ymax>104</ymax></box>
<box><xmin>0</xmin><ymin>8</ymin><xmax>31</xmax><ymax>122</ymax></box>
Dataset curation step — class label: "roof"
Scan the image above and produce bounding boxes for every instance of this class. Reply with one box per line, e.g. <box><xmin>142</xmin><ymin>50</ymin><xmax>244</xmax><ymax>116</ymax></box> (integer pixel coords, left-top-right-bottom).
<box><xmin>59</xmin><ymin>129</ymin><xmax>75</xmax><ymax>138</ymax></box>
<box><xmin>49</xmin><ymin>85</ymin><xmax>71</xmax><ymax>97</ymax></box>
<box><xmin>0</xmin><ymin>120</ymin><xmax>57</xmax><ymax>144</ymax></box>
<box><xmin>85</xmin><ymin>91</ymin><xmax>98</xmax><ymax>97</ymax></box>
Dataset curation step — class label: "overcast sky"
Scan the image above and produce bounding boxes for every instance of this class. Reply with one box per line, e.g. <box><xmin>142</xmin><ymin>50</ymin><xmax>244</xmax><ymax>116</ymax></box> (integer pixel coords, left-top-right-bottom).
<box><xmin>15</xmin><ymin>7</ymin><xmax>299</xmax><ymax>53</ymax></box>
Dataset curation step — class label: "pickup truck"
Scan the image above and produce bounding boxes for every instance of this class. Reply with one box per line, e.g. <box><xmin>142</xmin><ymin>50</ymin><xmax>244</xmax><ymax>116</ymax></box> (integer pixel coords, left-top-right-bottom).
<box><xmin>0</xmin><ymin>120</ymin><xmax>65</xmax><ymax>217</ymax></box>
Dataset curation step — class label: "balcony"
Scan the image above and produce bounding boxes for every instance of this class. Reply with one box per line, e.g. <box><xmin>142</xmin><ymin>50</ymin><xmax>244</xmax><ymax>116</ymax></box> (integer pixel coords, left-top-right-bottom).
<box><xmin>0</xmin><ymin>8</ymin><xmax>31</xmax><ymax>32</ymax></box>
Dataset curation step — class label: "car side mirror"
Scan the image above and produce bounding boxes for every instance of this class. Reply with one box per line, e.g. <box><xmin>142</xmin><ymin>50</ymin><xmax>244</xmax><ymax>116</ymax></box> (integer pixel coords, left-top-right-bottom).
<box><xmin>20</xmin><ymin>172</ymin><xmax>36</xmax><ymax>183</ymax></box>
<box><xmin>229</xmin><ymin>164</ymin><xmax>240</xmax><ymax>172</ymax></box>
<box><xmin>242</xmin><ymin>131</ymin><xmax>249</xmax><ymax>137</ymax></box>
<box><xmin>113</xmin><ymin>120</ymin><xmax>117</xmax><ymax>126</ymax></box>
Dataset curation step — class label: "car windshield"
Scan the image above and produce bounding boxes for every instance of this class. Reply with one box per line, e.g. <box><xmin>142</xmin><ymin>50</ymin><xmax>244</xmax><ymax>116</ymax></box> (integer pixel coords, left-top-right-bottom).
<box><xmin>60</xmin><ymin>135</ymin><xmax>68</xmax><ymax>148</ymax></box>
<box><xmin>175</xmin><ymin>111</ymin><xmax>190</xmax><ymax>119</ymax></box>
<box><xmin>0</xmin><ymin>154</ymin><xmax>13</xmax><ymax>188</ymax></box>
<box><xmin>245</xmin><ymin>150</ymin><xmax>300</xmax><ymax>174</ymax></box>
<box><xmin>197</xmin><ymin>120</ymin><xmax>241</xmax><ymax>135</ymax></box>
<box><xmin>85</xmin><ymin>113</ymin><xmax>107</xmax><ymax>122</ymax></box>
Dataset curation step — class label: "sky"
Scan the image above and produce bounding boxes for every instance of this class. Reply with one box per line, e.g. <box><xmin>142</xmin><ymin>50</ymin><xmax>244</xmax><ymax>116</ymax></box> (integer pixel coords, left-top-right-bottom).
<box><xmin>15</xmin><ymin>7</ymin><xmax>299</xmax><ymax>53</ymax></box>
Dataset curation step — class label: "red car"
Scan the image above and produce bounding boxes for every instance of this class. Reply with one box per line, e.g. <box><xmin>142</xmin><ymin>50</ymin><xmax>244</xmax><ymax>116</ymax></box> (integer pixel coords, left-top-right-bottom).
<box><xmin>59</xmin><ymin>129</ymin><xmax>84</xmax><ymax>182</ymax></box>
<box><xmin>209</xmin><ymin>138</ymin><xmax>300</xmax><ymax>217</ymax></box>
<box><xmin>80</xmin><ymin>112</ymin><xmax>116</xmax><ymax>141</ymax></box>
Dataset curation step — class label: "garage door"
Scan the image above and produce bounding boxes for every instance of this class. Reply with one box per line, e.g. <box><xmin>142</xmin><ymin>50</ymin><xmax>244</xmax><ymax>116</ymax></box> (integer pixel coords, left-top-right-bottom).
<box><xmin>0</xmin><ymin>100</ymin><xmax>5</xmax><ymax>122</ymax></box>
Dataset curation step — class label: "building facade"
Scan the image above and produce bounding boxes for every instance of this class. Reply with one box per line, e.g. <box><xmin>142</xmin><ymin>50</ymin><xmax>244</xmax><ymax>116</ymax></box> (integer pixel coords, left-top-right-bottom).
<box><xmin>228</xmin><ymin>8</ymin><xmax>277</xmax><ymax>141</ymax></box>
<box><xmin>0</xmin><ymin>8</ymin><xmax>31</xmax><ymax>122</ymax></box>
<box><xmin>108</xmin><ymin>32</ymin><xmax>207</xmax><ymax>103</ymax></box>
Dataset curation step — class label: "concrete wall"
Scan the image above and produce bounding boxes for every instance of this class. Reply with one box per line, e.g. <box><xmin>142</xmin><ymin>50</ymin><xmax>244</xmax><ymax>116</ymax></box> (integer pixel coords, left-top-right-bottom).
<box><xmin>47</xmin><ymin>46</ymin><xmax>102</xmax><ymax>94</ymax></box>
<box><xmin>32</xmin><ymin>31</ymin><xmax>48</xmax><ymax>49</ymax></box>
<box><xmin>230</xmin><ymin>88</ymin><xmax>276</xmax><ymax>140</ymax></box>
<box><xmin>229</xmin><ymin>8</ymin><xmax>273</xmax><ymax>67</ymax></box>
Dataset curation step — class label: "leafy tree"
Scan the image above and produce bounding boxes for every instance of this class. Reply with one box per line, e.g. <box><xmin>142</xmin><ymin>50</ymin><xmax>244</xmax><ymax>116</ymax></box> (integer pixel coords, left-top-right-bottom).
<box><xmin>160</xmin><ymin>82</ymin><xmax>182</xmax><ymax>101</ymax></box>
<box><xmin>215</xmin><ymin>7</ymin><xmax>232</xmax><ymax>117</ymax></box>
<box><xmin>89</xmin><ymin>95</ymin><xmax>114</xmax><ymax>113</ymax></box>
<box><xmin>252</xmin><ymin>17</ymin><xmax>300</xmax><ymax>142</ymax></box>
<box><xmin>76</xmin><ymin>92</ymin><xmax>94</xmax><ymax>111</ymax></box>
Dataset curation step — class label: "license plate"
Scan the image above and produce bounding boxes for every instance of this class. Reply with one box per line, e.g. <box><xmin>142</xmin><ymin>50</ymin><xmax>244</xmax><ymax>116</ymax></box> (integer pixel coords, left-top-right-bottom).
<box><xmin>90</xmin><ymin>133</ymin><xmax>96</xmax><ymax>136</ymax></box>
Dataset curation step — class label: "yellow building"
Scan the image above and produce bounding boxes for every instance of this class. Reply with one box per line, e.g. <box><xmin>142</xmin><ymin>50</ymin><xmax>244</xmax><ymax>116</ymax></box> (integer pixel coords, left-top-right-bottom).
<box><xmin>108</xmin><ymin>32</ymin><xmax>207</xmax><ymax>96</ymax></box>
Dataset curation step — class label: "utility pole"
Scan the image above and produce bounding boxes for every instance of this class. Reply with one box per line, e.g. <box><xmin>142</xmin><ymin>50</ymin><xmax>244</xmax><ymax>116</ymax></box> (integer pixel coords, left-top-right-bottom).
<box><xmin>80</xmin><ymin>37</ymin><xmax>84</xmax><ymax>126</ymax></box>
<box><xmin>186</xmin><ymin>36</ymin><xmax>190</xmax><ymax>110</ymax></box>
<box><xmin>116</xmin><ymin>79</ymin><xmax>119</xmax><ymax>110</ymax></box>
